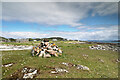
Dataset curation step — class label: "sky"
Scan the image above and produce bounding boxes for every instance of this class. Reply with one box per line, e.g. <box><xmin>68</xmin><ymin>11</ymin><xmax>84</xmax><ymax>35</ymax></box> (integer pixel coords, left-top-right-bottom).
<box><xmin>0</xmin><ymin>2</ymin><xmax>119</xmax><ymax>40</ymax></box>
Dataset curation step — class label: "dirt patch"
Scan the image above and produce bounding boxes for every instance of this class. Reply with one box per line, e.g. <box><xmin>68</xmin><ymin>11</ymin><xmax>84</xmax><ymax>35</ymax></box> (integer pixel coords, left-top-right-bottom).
<box><xmin>8</xmin><ymin>66</ymin><xmax>40</xmax><ymax>79</ymax></box>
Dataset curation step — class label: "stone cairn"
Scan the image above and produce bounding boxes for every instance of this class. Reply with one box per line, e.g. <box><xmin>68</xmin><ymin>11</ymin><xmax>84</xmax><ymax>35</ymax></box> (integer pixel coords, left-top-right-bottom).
<box><xmin>31</xmin><ymin>39</ymin><xmax>63</xmax><ymax>58</ymax></box>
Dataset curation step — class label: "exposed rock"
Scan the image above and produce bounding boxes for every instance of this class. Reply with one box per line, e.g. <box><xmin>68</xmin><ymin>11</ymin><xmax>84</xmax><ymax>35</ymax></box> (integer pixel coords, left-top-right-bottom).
<box><xmin>83</xmin><ymin>54</ymin><xmax>88</xmax><ymax>59</ymax></box>
<box><xmin>0</xmin><ymin>44</ymin><xmax>33</xmax><ymax>51</ymax></box>
<box><xmin>115</xmin><ymin>59</ymin><xmax>120</xmax><ymax>63</ymax></box>
<box><xmin>55</xmin><ymin>68</ymin><xmax>68</xmax><ymax>73</ymax></box>
<box><xmin>51</xmin><ymin>68</ymin><xmax>68</xmax><ymax>74</ymax></box>
<box><xmin>2</xmin><ymin>63</ymin><xmax>14</xmax><ymax>67</ymax></box>
<box><xmin>61</xmin><ymin>62</ymin><xmax>90</xmax><ymax>71</ymax></box>
<box><xmin>89</xmin><ymin>45</ymin><xmax>120</xmax><ymax>51</ymax></box>
<box><xmin>9</xmin><ymin>67</ymin><xmax>39</xmax><ymax>79</ymax></box>
<box><xmin>98</xmin><ymin>58</ymin><xmax>104</xmax><ymax>63</ymax></box>
<box><xmin>77</xmin><ymin>65</ymin><xmax>90</xmax><ymax>71</ymax></box>
<box><xmin>50</xmin><ymin>71</ymin><xmax>58</xmax><ymax>74</ymax></box>
<box><xmin>83</xmin><ymin>54</ymin><xmax>88</xmax><ymax>57</ymax></box>
<box><xmin>44</xmin><ymin>54</ymin><xmax>51</xmax><ymax>58</ymax></box>
<box><xmin>23</xmin><ymin>70</ymin><xmax>37</xmax><ymax>79</ymax></box>
<box><xmin>61</xmin><ymin>62</ymin><xmax>74</xmax><ymax>67</ymax></box>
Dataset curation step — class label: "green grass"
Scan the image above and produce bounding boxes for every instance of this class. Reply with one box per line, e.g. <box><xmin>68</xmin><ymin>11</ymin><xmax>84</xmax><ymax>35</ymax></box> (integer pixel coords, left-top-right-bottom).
<box><xmin>2</xmin><ymin>41</ymin><xmax>118</xmax><ymax>78</ymax></box>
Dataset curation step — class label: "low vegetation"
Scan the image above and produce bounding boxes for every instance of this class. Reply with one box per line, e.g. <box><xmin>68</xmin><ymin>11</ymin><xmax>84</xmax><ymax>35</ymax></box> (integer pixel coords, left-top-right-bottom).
<box><xmin>2</xmin><ymin>41</ymin><xmax>118</xmax><ymax>78</ymax></box>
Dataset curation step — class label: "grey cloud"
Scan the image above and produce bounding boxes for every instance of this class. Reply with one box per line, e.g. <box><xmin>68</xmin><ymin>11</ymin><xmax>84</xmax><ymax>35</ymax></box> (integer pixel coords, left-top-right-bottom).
<box><xmin>1</xmin><ymin>0</ymin><xmax>119</xmax><ymax>2</ymax></box>
<box><xmin>92</xmin><ymin>2</ymin><xmax>118</xmax><ymax>16</ymax></box>
<box><xmin>2</xmin><ymin>2</ymin><xmax>118</xmax><ymax>26</ymax></box>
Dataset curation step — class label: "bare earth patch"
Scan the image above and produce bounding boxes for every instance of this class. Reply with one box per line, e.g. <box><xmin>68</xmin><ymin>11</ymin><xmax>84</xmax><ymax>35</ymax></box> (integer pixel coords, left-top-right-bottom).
<box><xmin>8</xmin><ymin>66</ymin><xmax>40</xmax><ymax>79</ymax></box>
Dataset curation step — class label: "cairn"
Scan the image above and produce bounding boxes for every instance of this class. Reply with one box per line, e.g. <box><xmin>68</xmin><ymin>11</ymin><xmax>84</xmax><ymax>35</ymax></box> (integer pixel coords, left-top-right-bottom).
<box><xmin>31</xmin><ymin>39</ymin><xmax>63</xmax><ymax>58</ymax></box>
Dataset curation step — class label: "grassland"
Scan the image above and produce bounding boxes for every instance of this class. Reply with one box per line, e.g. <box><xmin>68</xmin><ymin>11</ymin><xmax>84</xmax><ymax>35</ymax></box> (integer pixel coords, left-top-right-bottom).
<box><xmin>1</xmin><ymin>41</ymin><xmax>119</xmax><ymax>78</ymax></box>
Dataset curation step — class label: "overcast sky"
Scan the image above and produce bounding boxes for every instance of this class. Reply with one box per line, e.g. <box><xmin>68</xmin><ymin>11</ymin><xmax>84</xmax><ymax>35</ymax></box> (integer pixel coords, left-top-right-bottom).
<box><xmin>1</xmin><ymin>2</ymin><xmax>118</xmax><ymax>40</ymax></box>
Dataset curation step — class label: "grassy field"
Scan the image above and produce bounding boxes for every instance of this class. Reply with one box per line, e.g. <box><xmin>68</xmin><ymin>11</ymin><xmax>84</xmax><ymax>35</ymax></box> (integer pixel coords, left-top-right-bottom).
<box><xmin>2</xmin><ymin>41</ymin><xmax>119</xmax><ymax>78</ymax></box>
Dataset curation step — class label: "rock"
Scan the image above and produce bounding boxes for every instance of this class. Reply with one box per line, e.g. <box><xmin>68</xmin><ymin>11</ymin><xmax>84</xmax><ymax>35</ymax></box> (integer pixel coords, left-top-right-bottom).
<box><xmin>77</xmin><ymin>65</ymin><xmax>90</xmax><ymax>71</ymax></box>
<box><xmin>23</xmin><ymin>73</ymin><xmax>34</xmax><ymax>78</ymax></box>
<box><xmin>44</xmin><ymin>54</ymin><xmax>51</xmax><ymax>58</ymax></box>
<box><xmin>55</xmin><ymin>68</ymin><xmax>68</xmax><ymax>73</ymax></box>
<box><xmin>83</xmin><ymin>54</ymin><xmax>88</xmax><ymax>59</ymax></box>
<box><xmin>22</xmin><ymin>68</ymin><xmax>38</xmax><ymax>79</ymax></box>
<box><xmin>51</xmin><ymin>68</ymin><xmax>68</xmax><ymax>74</ymax></box>
<box><xmin>2</xmin><ymin>63</ymin><xmax>14</xmax><ymax>67</ymax></box>
<box><xmin>50</xmin><ymin>71</ymin><xmax>58</xmax><ymax>74</ymax></box>
<box><xmin>98</xmin><ymin>58</ymin><xmax>104</xmax><ymax>63</ymax></box>
<box><xmin>83</xmin><ymin>54</ymin><xmax>88</xmax><ymax>57</ymax></box>
<box><xmin>32</xmin><ymin>70</ymin><xmax>37</xmax><ymax>74</ymax></box>
<box><xmin>29</xmin><ymin>69</ymin><xmax>35</xmax><ymax>72</ymax></box>
<box><xmin>89</xmin><ymin>45</ymin><xmax>119</xmax><ymax>51</ymax></box>
<box><xmin>58</xmin><ymin>49</ymin><xmax>62</xmax><ymax>54</ymax></box>
<box><xmin>115</xmin><ymin>59</ymin><xmax>120</xmax><ymax>63</ymax></box>
<box><xmin>21</xmin><ymin>68</ymin><xmax>28</xmax><ymax>73</ymax></box>
<box><xmin>61</xmin><ymin>62</ymin><xmax>69</xmax><ymax>66</ymax></box>
<box><xmin>61</xmin><ymin>62</ymin><xmax>74</xmax><ymax>67</ymax></box>
<box><xmin>62</xmin><ymin>62</ymin><xmax>90</xmax><ymax>71</ymax></box>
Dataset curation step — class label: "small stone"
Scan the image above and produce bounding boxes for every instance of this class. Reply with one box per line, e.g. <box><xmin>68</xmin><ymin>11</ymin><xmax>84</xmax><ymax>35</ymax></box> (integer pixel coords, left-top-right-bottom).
<box><xmin>77</xmin><ymin>65</ymin><xmax>90</xmax><ymax>71</ymax></box>
<box><xmin>98</xmin><ymin>58</ymin><xmax>104</xmax><ymax>63</ymax></box>
<box><xmin>51</xmin><ymin>71</ymin><xmax>58</xmax><ymax>74</ymax></box>
<box><xmin>55</xmin><ymin>68</ymin><xmax>68</xmax><ymax>73</ymax></box>
<box><xmin>4</xmin><ymin>63</ymin><xmax>13</xmax><ymax>67</ymax></box>
<box><xmin>56</xmin><ymin>76</ymin><xmax>58</xmax><ymax>78</ymax></box>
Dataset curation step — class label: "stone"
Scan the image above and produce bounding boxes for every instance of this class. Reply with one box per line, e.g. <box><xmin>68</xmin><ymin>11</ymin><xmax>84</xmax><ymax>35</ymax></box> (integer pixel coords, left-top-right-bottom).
<box><xmin>50</xmin><ymin>71</ymin><xmax>58</xmax><ymax>74</ymax></box>
<box><xmin>77</xmin><ymin>65</ymin><xmax>90</xmax><ymax>71</ymax></box>
<box><xmin>22</xmin><ymin>68</ymin><xmax>38</xmax><ymax>79</ymax></box>
<box><xmin>23</xmin><ymin>73</ymin><xmax>34</xmax><ymax>78</ymax></box>
<box><xmin>44</xmin><ymin>54</ymin><xmax>51</xmax><ymax>58</ymax></box>
<box><xmin>55</xmin><ymin>68</ymin><xmax>68</xmax><ymax>73</ymax></box>
<box><xmin>3</xmin><ymin>63</ymin><xmax>13</xmax><ymax>67</ymax></box>
<box><xmin>98</xmin><ymin>58</ymin><xmax>104</xmax><ymax>63</ymax></box>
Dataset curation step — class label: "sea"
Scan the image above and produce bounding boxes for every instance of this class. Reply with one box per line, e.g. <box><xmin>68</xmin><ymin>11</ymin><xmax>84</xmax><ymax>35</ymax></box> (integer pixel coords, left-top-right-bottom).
<box><xmin>87</xmin><ymin>40</ymin><xmax>120</xmax><ymax>44</ymax></box>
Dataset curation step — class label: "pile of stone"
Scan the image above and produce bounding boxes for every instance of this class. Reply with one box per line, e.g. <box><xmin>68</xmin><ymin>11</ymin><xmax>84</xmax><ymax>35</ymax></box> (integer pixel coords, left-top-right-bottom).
<box><xmin>89</xmin><ymin>45</ymin><xmax>119</xmax><ymax>51</ymax></box>
<box><xmin>31</xmin><ymin>39</ymin><xmax>63</xmax><ymax>58</ymax></box>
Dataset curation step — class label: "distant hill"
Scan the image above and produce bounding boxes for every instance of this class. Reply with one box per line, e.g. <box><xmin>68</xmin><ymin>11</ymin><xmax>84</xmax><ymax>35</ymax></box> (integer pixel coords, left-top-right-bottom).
<box><xmin>42</xmin><ymin>37</ymin><xmax>67</xmax><ymax>41</ymax></box>
<box><xmin>0</xmin><ymin>36</ymin><xmax>67</xmax><ymax>42</ymax></box>
<box><xmin>112</xmin><ymin>40</ymin><xmax>120</xmax><ymax>42</ymax></box>
<box><xmin>0</xmin><ymin>36</ymin><xmax>8</xmax><ymax>40</ymax></box>
<box><xmin>0</xmin><ymin>36</ymin><xmax>16</xmax><ymax>42</ymax></box>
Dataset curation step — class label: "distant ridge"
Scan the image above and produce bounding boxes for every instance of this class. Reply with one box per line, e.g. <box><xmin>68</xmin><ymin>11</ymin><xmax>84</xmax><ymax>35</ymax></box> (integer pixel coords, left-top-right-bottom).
<box><xmin>0</xmin><ymin>36</ymin><xmax>8</xmax><ymax>40</ymax></box>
